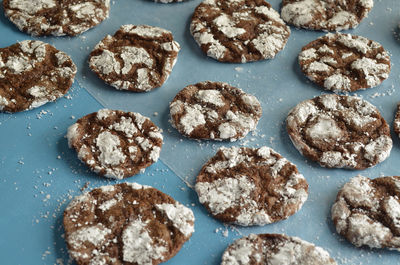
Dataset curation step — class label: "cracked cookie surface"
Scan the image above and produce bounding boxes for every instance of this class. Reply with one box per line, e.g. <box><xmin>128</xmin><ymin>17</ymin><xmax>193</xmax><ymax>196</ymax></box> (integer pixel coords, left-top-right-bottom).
<box><xmin>299</xmin><ymin>33</ymin><xmax>390</xmax><ymax>92</ymax></box>
<box><xmin>332</xmin><ymin>175</ymin><xmax>400</xmax><ymax>251</ymax></box>
<box><xmin>286</xmin><ymin>94</ymin><xmax>392</xmax><ymax>169</ymax></box>
<box><xmin>0</xmin><ymin>40</ymin><xmax>76</xmax><ymax>113</ymax></box>
<box><xmin>190</xmin><ymin>0</ymin><xmax>290</xmax><ymax>63</ymax></box>
<box><xmin>169</xmin><ymin>81</ymin><xmax>261</xmax><ymax>141</ymax></box>
<box><xmin>281</xmin><ymin>0</ymin><xmax>373</xmax><ymax>31</ymax></box>
<box><xmin>221</xmin><ymin>233</ymin><xmax>337</xmax><ymax>265</ymax></box>
<box><xmin>89</xmin><ymin>24</ymin><xmax>180</xmax><ymax>92</ymax></box>
<box><xmin>3</xmin><ymin>0</ymin><xmax>110</xmax><ymax>36</ymax></box>
<box><xmin>195</xmin><ymin>146</ymin><xmax>308</xmax><ymax>226</ymax></box>
<box><xmin>67</xmin><ymin>109</ymin><xmax>163</xmax><ymax>179</ymax></box>
<box><xmin>64</xmin><ymin>183</ymin><xmax>195</xmax><ymax>265</ymax></box>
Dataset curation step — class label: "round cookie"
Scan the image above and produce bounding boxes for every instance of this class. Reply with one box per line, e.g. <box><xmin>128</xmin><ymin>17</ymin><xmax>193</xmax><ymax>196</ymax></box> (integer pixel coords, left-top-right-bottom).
<box><xmin>89</xmin><ymin>24</ymin><xmax>180</xmax><ymax>92</ymax></box>
<box><xmin>3</xmin><ymin>0</ymin><xmax>110</xmax><ymax>36</ymax></box>
<box><xmin>221</xmin><ymin>233</ymin><xmax>337</xmax><ymax>265</ymax></box>
<box><xmin>190</xmin><ymin>0</ymin><xmax>290</xmax><ymax>63</ymax></box>
<box><xmin>331</xmin><ymin>175</ymin><xmax>400</xmax><ymax>250</ymax></box>
<box><xmin>64</xmin><ymin>182</ymin><xmax>195</xmax><ymax>265</ymax></box>
<box><xmin>195</xmin><ymin>146</ymin><xmax>308</xmax><ymax>226</ymax></box>
<box><xmin>286</xmin><ymin>94</ymin><xmax>392</xmax><ymax>170</ymax></box>
<box><xmin>0</xmin><ymin>40</ymin><xmax>76</xmax><ymax>113</ymax></box>
<box><xmin>169</xmin><ymin>81</ymin><xmax>262</xmax><ymax>141</ymax></box>
<box><xmin>299</xmin><ymin>33</ymin><xmax>390</xmax><ymax>92</ymax></box>
<box><xmin>281</xmin><ymin>0</ymin><xmax>373</xmax><ymax>31</ymax></box>
<box><xmin>393</xmin><ymin>103</ymin><xmax>400</xmax><ymax>138</ymax></box>
<box><xmin>66</xmin><ymin>109</ymin><xmax>163</xmax><ymax>179</ymax></box>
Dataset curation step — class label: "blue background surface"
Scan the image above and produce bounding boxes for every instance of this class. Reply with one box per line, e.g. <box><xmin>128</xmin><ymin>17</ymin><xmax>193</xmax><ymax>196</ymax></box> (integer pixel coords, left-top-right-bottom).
<box><xmin>0</xmin><ymin>0</ymin><xmax>400</xmax><ymax>264</ymax></box>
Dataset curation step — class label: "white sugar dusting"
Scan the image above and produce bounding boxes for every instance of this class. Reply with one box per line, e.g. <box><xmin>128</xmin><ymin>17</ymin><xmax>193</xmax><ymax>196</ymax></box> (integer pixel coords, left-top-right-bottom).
<box><xmin>96</xmin><ymin>131</ymin><xmax>126</xmax><ymax>166</ymax></box>
<box><xmin>122</xmin><ymin>219</ymin><xmax>167</xmax><ymax>265</ymax></box>
<box><xmin>155</xmin><ymin>202</ymin><xmax>195</xmax><ymax>237</ymax></box>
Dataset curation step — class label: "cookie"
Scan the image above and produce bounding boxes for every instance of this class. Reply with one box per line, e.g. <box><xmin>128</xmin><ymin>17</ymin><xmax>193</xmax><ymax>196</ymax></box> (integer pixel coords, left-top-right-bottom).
<box><xmin>281</xmin><ymin>0</ymin><xmax>373</xmax><ymax>31</ymax></box>
<box><xmin>393</xmin><ymin>103</ymin><xmax>400</xmax><ymax>138</ymax></box>
<box><xmin>286</xmin><ymin>94</ymin><xmax>392</xmax><ymax>169</ymax></box>
<box><xmin>3</xmin><ymin>0</ymin><xmax>110</xmax><ymax>36</ymax></box>
<box><xmin>89</xmin><ymin>24</ymin><xmax>180</xmax><ymax>92</ymax></box>
<box><xmin>286</xmin><ymin>95</ymin><xmax>392</xmax><ymax>169</ymax></box>
<box><xmin>0</xmin><ymin>40</ymin><xmax>76</xmax><ymax>113</ymax></box>
<box><xmin>169</xmin><ymin>81</ymin><xmax>262</xmax><ymax>141</ymax></box>
<box><xmin>299</xmin><ymin>33</ymin><xmax>390</xmax><ymax>92</ymax></box>
<box><xmin>331</xmin><ymin>175</ymin><xmax>400</xmax><ymax>250</ymax></box>
<box><xmin>64</xmin><ymin>182</ymin><xmax>195</xmax><ymax>265</ymax></box>
<box><xmin>190</xmin><ymin>0</ymin><xmax>290</xmax><ymax>63</ymax></box>
<box><xmin>221</xmin><ymin>233</ymin><xmax>337</xmax><ymax>265</ymax></box>
<box><xmin>66</xmin><ymin>109</ymin><xmax>163</xmax><ymax>179</ymax></box>
<box><xmin>195</xmin><ymin>146</ymin><xmax>308</xmax><ymax>226</ymax></box>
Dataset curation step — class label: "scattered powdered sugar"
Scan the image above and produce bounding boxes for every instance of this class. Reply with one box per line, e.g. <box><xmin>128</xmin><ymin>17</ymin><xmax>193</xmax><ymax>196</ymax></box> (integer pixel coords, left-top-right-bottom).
<box><xmin>155</xmin><ymin>202</ymin><xmax>195</xmax><ymax>237</ymax></box>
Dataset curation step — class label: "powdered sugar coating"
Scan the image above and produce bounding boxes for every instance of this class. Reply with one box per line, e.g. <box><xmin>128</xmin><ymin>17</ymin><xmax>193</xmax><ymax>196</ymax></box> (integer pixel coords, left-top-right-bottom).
<box><xmin>299</xmin><ymin>33</ymin><xmax>390</xmax><ymax>92</ymax></box>
<box><xmin>170</xmin><ymin>81</ymin><xmax>262</xmax><ymax>141</ymax></box>
<box><xmin>221</xmin><ymin>233</ymin><xmax>337</xmax><ymax>265</ymax></box>
<box><xmin>190</xmin><ymin>0</ymin><xmax>290</xmax><ymax>63</ymax></box>
<box><xmin>3</xmin><ymin>0</ymin><xmax>110</xmax><ymax>36</ymax></box>
<box><xmin>195</xmin><ymin>146</ymin><xmax>308</xmax><ymax>226</ymax></box>
<box><xmin>331</xmin><ymin>175</ymin><xmax>400</xmax><ymax>250</ymax></box>
<box><xmin>393</xmin><ymin>103</ymin><xmax>400</xmax><ymax>138</ymax></box>
<box><xmin>64</xmin><ymin>183</ymin><xmax>195</xmax><ymax>265</ymax></box>
<box><xmin>89</xmin><ymin>24</ymin><xmax>180</xmax><ymax>92</ymax></box>
<box><xmin>0</xmin><ymin>40</ymin><xmax>76</xmax><ymax>113</ymax></box>
<box><xmin>281</xmin><ymin>0</ymin><xmax>373</xmax><ymax>31</ymax></box>
<box><xmin>66</xmin><ymin>109</ymin><xmax>163</xmax><ymax>179</ymax></box>
<box><xmin>286</xmin><ymin>94</ymin><xmax>392</xmax><ymax>169</ymax></box>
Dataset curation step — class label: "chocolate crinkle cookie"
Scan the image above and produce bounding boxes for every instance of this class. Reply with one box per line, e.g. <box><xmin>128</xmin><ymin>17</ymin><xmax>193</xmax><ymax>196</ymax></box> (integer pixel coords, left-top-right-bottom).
<box><xmin>190</xmin><ymin>0</ymin><xmax>290</xmax><ymax>63</ymax></box>
<box><xmin>281</xmin><ymin>0</ymin><xmax>373</xmax><ymax>31</ymax></box>
<box><xmin>195</xmin><ymin>146</ymin><xmax>308</xmax><ymax>226</ymax></box>
<box><xmin>169</xmin><ymin>81</ymin><xmax>262</xmax><ymax>141</ymax></box>
<box><xmin>89</xmin><ymin>24</ymin><xmax>180</xmax><ymax>92</ymax></box>
<box><xmin>299</xmin><ymin>33</ymin><xmax>390</xmax><ymax>92</ymax></box>
<box><xmin>286</xmin><ymin>94</ymin><xmax>392</xmax><ymax>170</ymax></box>
<box><xmin>64</xmin><ymin>183</ymin><xmax>195</xmax><ymax>265</ymax></box>
<box><xmin>0</xmin><ymin>40</ymin><xmax>76</xmax><ymax>113</ymax></box>
<box><xmin>393</xmin><ymin>103</ymin><xmax>400</xmax><ymax>138</ymax></box>
<box><xmin>66</xmin><ymin>109</ymin><xmax>163</xmax><ymax>179</ymax></box>
<box><xmin>221</xmin><ymin>233</ymin><xmax>337</xmax><ymax>265</ymax></box>
<box><xmin>3</xmin><ymin>0</ymin><xmax>110</xmax><ymax>36</ymax></box>
<box><xmin>332</xmin><ymin>175</ymin><xmax>400</xmax><ymax>251</ymax></box>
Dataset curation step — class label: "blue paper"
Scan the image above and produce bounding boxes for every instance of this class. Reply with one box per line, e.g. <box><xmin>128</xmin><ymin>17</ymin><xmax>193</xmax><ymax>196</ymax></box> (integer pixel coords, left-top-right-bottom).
<box><xmin>1</xmin><ymin>0</ymin><xmax>400</xmax><ymax>264</ymax></box>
